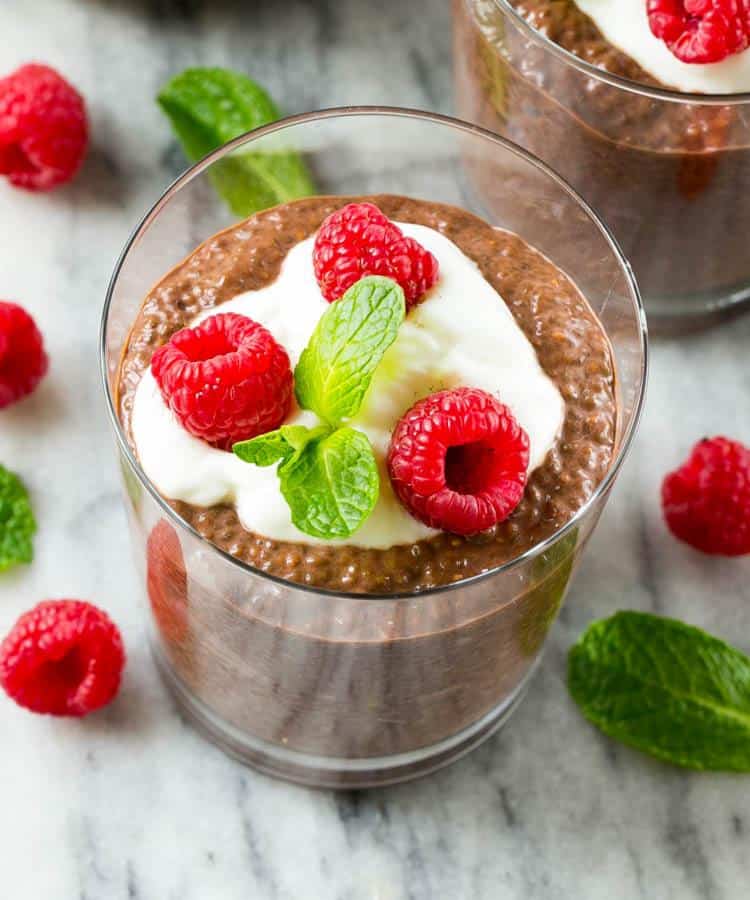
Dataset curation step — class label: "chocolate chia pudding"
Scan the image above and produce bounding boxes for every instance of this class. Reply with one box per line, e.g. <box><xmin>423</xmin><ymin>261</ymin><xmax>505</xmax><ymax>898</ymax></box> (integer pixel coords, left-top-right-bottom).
<box><xmin>454</xmin><ymin>0</ymin><xmax>750</xmax><ymax>321</ymax></box>
<box><xmin>116</xmin><ymin>194</ymin><xmax>617</xmax><ymax>774</ymax></box>
<box><xmin>118</xmin><ymin>194</ymin><xmax>615</xmax><ymax>593</ymax></box>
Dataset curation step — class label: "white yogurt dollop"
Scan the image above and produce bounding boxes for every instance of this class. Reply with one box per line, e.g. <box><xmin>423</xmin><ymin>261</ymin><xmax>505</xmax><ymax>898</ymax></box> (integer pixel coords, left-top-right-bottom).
<box><xmin>132</xmin><ymin>223</ymin><xmax>565</xmax><ymax>549</ymax></box>
<box><xmin>574</xmin><ymin>0</ymin><xmax>750</xmax><ymax>94</ymax></box>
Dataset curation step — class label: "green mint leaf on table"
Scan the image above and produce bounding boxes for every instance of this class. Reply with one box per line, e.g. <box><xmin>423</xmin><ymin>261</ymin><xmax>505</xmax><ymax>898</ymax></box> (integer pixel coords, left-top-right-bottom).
<box><xmin>295</xmin><ymin>276</ymin><xmax>406</xmax><ymax>426</ymax></box>
<box><xmin>278</xmin><ymin>427</ymin><xmax>379</xmax><ymax>540</ymax></box>
<box><xmin>568</xmin><ymin>611</ymin><xmax>750</xmax><ymax>772</ymax></box>
<box><xmin>0</xmin><ymin>464</ymin><xmax>36</xmax><ymax>572</ymax></box>
<box><xmin>233</xmin><ymin>425</ymin><xmax>330</xmax><ymax>467</ymax></box>
<box><xmin>157</xmin><ymin>67</ymin><xmax>315</xmax><ymax>217</ymax></box>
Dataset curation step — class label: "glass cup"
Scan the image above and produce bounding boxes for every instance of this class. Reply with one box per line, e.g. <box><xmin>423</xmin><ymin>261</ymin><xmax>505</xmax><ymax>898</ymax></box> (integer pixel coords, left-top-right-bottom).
<box><xmin>101</xmin><ymin>108</ymin><xmax>647</xmax><ymax>788</ymax></box>
<box><xmin>454</xmin><ymin>0</ymin><xmax>750</xmax><ymax>330</ymax></box>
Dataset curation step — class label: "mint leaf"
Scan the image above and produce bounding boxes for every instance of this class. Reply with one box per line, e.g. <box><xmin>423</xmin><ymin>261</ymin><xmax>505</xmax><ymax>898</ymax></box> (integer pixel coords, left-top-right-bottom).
<box><xmin>0</xmin><ymin>464</ymin><xmax>36</xmax><ymax>572</ymax></box>
<box><xmin>568</xmin><ymin>611</ymin><xmax>750</xmax><ymax>772</ymax></box>
<box><xmin>157</xmin><ymin>67</ymin><xmax>315</xmax><ymax>217</ymax></box>
<box><xmin>295</xmin><ymin>276</ymin><xmax>406</xmax><ymax>426</ymax></box>
<box><xmin>233</xmin><ymin>430</ymin><xmax>293</xmax><ymax>467</ymax></box>
<box><xmin>279</xmin><ymin>424</ymin><xmax>330</xmax><ymax>453</ymax></box>
<box><xmin>278</xmin><ymin>427</ymin><xmax>379</xmax><ymax>540</ymax></box>
<box><xmin>233</xmin><ymin>424</ymin><xmax>330</xmax><ymax>467</ymax></box>
<box><xmin>234</xmin><ymin>420</ymin><xmax>376</xmax><ymax>539</ymax></box>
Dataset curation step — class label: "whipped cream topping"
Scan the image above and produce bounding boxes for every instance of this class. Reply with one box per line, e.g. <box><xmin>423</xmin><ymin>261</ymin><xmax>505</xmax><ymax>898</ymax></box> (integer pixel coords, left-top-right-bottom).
<box><xmin>574</xmin><ymin>0</ymin><xmax>750</xmax><ymax>94</ymax></box>
<box><xmin>131</xmin><ymin>222</ymin><xmax>565</xmax><ymax>549</ymax></box>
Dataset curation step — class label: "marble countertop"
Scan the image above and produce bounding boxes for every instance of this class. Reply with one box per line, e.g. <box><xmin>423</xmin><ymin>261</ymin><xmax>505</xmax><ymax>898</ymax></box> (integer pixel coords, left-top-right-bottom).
<box><xmin>2</xmin><ymin>1</ymin><xmax>749</xmax><ymax>897</ymax></box>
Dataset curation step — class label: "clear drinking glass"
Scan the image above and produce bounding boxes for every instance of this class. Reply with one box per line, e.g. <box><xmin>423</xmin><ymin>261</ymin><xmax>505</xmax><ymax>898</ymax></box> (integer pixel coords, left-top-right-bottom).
<box><xmin>454</xmin><ymin>0</ymin><xmax>750</xmax><ymax>329</ymax></box>
<box><xmin>101</xmin><ymin>108</ymin><xmax>646</xmax><ymax>788</ymax></box>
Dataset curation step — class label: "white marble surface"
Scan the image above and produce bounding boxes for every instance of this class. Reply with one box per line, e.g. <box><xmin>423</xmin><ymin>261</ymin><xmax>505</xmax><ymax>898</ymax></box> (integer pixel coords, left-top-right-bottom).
<box><xmin>1</xmin><ymin>1</ymin><xmax>750</xmax><ymax>898</ymax></box>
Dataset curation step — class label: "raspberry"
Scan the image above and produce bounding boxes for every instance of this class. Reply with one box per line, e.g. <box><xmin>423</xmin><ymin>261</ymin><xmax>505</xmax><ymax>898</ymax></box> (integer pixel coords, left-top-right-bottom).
<box><xmin>662</xmin><ymin>436</ymin><xmax>750</xmax><ymax>556</ymax></box>
<box><xmin>152</xmin><ymin>312</ymin><xmax>293</xmax><ymax>451</ymax></box>
<box><xmin>647</xmin><ymin>0</ymin><xmax>750</xmax><ymax>63</ymax></box>
<box><xmin>0</xmin><ymin>301</ymin><xmax>48</xmax><ymax>409</ymax></box>
<box><xmin>387</xmin><ymin>387</ymin><xmax>530</xmax><ymax>535</ymax></box>
<box><xmin>0</xmin><ymin>64</ymin><xmax>88</xmax><ymax>191</ymax></box>
<box><xmin>147</xmin><ymin>521</ymin><xmax>188</xmax><ymax>645</ymax></box>
<box><xmin>0</xmin><ymin>600</ymin><xmax>125</xmax><ymax>717</ymax></box>
<box><xmin>313</xmin><ymin>202</ymin><xmax>439</xmax><ymax>307</ymax></box>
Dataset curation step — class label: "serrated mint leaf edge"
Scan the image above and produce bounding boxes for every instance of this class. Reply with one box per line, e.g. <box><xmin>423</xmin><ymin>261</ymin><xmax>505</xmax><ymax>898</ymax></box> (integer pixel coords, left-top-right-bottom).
<box><xmin>279</xmin><ymin>427</ymin><xmax>379</xmax><ymax>540</ymax></box>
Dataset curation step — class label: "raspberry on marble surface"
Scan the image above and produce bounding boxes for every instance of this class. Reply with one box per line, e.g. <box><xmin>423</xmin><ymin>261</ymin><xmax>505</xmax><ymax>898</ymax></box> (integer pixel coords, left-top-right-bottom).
<box><xmin>0</xmin><ymin>63</ymin><xmax>88</xmax><ymax>191</ymax></box>
<box><xmin>0</xmin><ymin>600</ymin><xmax>125</xmax><ymax>717</ymax></box>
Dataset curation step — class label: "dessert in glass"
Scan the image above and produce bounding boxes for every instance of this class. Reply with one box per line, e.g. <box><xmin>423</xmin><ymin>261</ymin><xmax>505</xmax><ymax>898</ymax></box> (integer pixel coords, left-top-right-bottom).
<box><xmin>101</xmin><ymin>108</ymin><xmax>646</xmax><ymax>787</ymax></box>
<box><xmin>454</xmin><ymin>0</ymin><xmax>750</xmax><ymax>328</ymax></box>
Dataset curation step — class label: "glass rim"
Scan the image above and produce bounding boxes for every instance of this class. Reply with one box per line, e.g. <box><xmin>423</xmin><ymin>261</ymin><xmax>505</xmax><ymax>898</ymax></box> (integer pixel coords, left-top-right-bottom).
<box><xmin>100</xmin><ymin>104</ymin><xmax>648</xmax><ymax>602</ymax></box>
<box><xmin>491</xmin><ymin>0</ymin><xmax>750</xmax><ymax>105</ymax></box>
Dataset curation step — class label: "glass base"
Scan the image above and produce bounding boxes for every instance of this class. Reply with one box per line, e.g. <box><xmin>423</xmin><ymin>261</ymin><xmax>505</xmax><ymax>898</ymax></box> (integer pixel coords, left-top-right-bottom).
<box><xmin>151</xmin><ymin>638</ymin><xmax>540</xmax><ymax>789</ymax></box>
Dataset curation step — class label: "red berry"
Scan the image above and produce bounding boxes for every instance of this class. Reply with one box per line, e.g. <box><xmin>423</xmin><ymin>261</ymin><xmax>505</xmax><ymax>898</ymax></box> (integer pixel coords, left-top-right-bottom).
<box><xmin>647</xmin><ymin>0</ymin><xmax>750</xmax><ymax>64</ymax></box>
<box><xmin>152</xmin><ymin>312</ymin><xmax>293</xmax><ymax>451</ymax></box>
<box><xmin>147</xmin><ymin>521</ymin><xmax>189</xmax><ymax>645</ymax></box>
<box><xmin>0</xmin><ymin>600</ymin><xmax>125</xmax><ymax>717</ymax></box>
<box><xmin>662</xmin><ymin>436</ymin><xmax>750</xmax><ymax>556</ymax></box>
<box><xmin>313</xmin><ymin>202</ymin><xmax>439</xmax><ymax>307</ymax></box>
<box><xmin>0</xmin><ymin>301</ymin><xmax>48</xmax><ymax>409</ymax></box>
<box><xmin>0</xmin><ymin>64</ymin><xmax>88</xmax><ymax>191</ymax></box>
<box><xmin>387</xmin><ymin>387</ymin><xmax>530</xmax><ymax>535</ymax></box>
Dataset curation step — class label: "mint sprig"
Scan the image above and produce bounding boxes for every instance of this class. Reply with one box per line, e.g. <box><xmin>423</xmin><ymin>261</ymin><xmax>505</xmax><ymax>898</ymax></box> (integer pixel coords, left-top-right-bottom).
<box><xmin>157</xmin><ymin>67</ymin><xmax>315</xmax><ymax>217</ymax></box>
<box><xmin>279</xmin><ymin>427</ymin><xmax>379</xmax><ymax>539</ymax></box>
<box><xmin>568</xmin><ymin>611</ymin><xmax>750</xmax><ymax>772</ymax></box>
<box><xmin>234</xmin><ymin>424</ymin><xmax>331</xmax><ymax>468</ymax></box>
<box><xmin>234</xmin><ymin>276</ymin><xmax>405</xmax><ymax>540</ymax></box>
<box><xmin>0</xmin><ymin>464</ymin><xmax>36</xmax><ymax>572</ymax></box>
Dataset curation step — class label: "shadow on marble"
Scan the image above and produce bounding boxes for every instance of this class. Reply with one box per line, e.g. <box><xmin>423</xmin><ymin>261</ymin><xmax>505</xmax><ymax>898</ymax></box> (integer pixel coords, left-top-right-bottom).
<box><xmin>0</xmin><ymin>378</ymin><xmax>70</xmax><ymax>432</ymax></box>
<box><xmin>86</xmin><ymin>0</ymin><xmax>339</xmax><ymax>20</ymax></box>
<box><xmin>63</xmin><ymin>137</ymin><xmax>137</xmax><ymax>211</ymax></box>
<box><xmin>77</xmin><ymin>645</ymin><xmax>180</xmax><ymax>742</ymax></box>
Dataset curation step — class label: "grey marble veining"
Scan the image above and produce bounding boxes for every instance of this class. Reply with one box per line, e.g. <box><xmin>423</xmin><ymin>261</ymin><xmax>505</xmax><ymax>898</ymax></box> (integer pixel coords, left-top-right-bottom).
<box><xmin>1</xmin><ymin>1</ymin><xmax>749</xmax><ymax>898</ymax></box>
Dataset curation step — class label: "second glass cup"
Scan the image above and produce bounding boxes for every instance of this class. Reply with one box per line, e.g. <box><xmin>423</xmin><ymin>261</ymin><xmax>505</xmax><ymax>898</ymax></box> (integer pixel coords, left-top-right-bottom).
<box><xmin>454</xmin><ymin>0</ymin><xmax>750</xmax><ymax>328</ymax></box>
<box><xmin>101</xmin><ymin>108</ymin><xmax>646</xmax><ymax>787</ymax></box>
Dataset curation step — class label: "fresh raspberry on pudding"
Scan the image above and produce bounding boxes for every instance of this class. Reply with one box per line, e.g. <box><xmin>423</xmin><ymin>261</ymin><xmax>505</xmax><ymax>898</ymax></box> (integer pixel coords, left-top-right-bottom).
<box><xmin>662</xmin><ymin>436</ymin><xmax>750</xmax><ymax>555</ymax></box>
<box><xmin>0</xmin><ymin>301</ymin><xmax>48</xmax><ymax>409</ymax></box>
<box><xmin>151</xmin><ymin>312</ymin><xmax>293</xmax><ymax>450</ymax></box>
<box><xmin>387</xmin><ymin>387</ymin><xmax>530</xmax><ymax>535</ymax></box>
<box><xmin>647</xmin><ymin>0</ymin><xmax>750</xmax><ymax>64</ymax></box>
<box><xmin>0</xmin><ymin>599</ymin><xmax>125</xmax><ymax>717</ymax></box>
<box><xmin>313</xmin><ymin>201</ymin><xmax>439</xmax><ymax>307</ymax></box>
<box><xmin>0</xmin><ymin>63</ymin><xmax>88</xmax><ymax>191</ymax></box>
